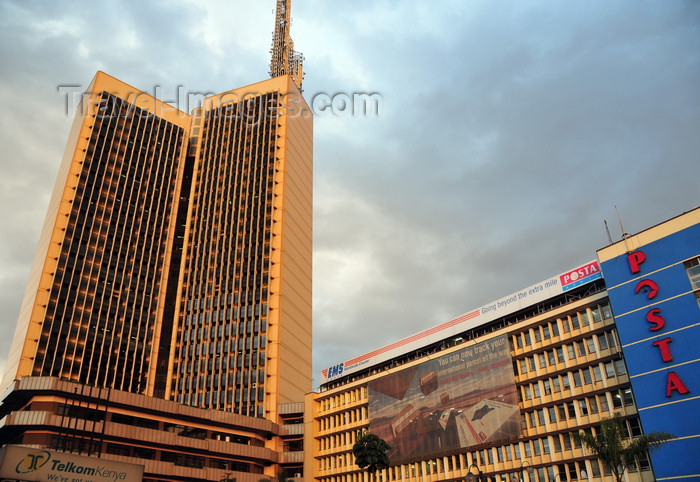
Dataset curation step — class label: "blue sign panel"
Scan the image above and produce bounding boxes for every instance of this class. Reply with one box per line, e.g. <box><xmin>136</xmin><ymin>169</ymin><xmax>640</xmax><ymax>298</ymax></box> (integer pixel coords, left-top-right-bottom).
<box><xmin>600</xmin><ymin>223</ymin><xmax>699</xmax><ymax>481</ymax></box>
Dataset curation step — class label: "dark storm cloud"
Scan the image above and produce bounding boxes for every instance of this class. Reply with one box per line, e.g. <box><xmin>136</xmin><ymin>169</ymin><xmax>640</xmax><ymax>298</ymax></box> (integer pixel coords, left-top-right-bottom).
<box><xmin>305</xmin><ymin>0</ymin><xmax>700</xmax><ymax>379</ymax></box>
<box><xmin>0</xmin><ymin>1</ymin><xmax>698</xmax><ymax>387</ymax></box>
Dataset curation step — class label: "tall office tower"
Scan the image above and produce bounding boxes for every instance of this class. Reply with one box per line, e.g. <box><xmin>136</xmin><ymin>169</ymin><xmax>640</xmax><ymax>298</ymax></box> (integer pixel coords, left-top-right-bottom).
<box><xmin>0</xmin><ymin>3</ymin><xmax>311</xmax><ymax>478</ymax></box>
<box><xmin>2</xmin><ymin>71</ymin><xmax>312</xmax><ymax>419</ymax></box>
<box><xmin>0</xmin><ymin>72</ymin><xmax>311</xmax><ymax>480</ymax></box>
<box><xmin>168</xmin><ymin>77</ymin><xmax>313</xmax><ymax>419</ymax></box>
<box><xmin>1</xmin><ymin>73</ymin><xmax>191</xmax><ymax>395</ymax></box>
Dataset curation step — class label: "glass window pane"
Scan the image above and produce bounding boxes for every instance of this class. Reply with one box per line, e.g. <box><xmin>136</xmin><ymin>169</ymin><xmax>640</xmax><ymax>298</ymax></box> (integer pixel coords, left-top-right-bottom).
<box><xmin>573</xmin><ymin>371</ymin><xmax>582</xmax><ymax>387</ymax></box>
<box><xmin>562</xmin><ymin>318</ymin><xmax>571</xmax><ymax>332</ymax></box>
<box><xmin>589</xmin><ymin>396</ymin><xmax>598</xmax><ymax>414</ymax></box>
<box><xmin>579</xmin><ymin>399</ymin><xmax>588</xmax><ymax>415</ymax></box>
<box><xmin>553</xmin><ymin>435</ymin><xmax>562</xmax><ymax>452</ymax></box>
<box><xmin>557</xmin><ymin>347</ymin><xmax>565</xmax><ymax>362</ymax></box>
<box><xmin>580</xmin><ymin>311</ymin><xmax>590</xmax><ymax>326</ymax></box>
<box><xmin>577</xmin><ymin>341</ymin><xmax>586</xmax><ymax>357</ymax></box>
<box><xmin>688</xmin><ymin>262</ymin><xmax>700</xmax><ymax>289</ymax></box>
<box><xmin>587</xmin><ymin>338</ymin><xmax>597</xmax><ymax>353</ymax></box>
<box><xmin>571</xmin><ymin>315</ymin><xmax>580</xmax><ymax>330</ymax></box>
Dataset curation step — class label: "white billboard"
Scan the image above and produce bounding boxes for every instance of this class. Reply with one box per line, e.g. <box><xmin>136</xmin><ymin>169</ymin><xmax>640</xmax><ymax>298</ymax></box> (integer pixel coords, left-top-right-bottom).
<box><xmin>320</xmin><ymin>260</ymin><xmax>601</xmax><ymax>384</ymax></box>
<box><xmin>0</xmin><ymin>445</ymin><xmax>144</xmax><ymax>482</ymax></box>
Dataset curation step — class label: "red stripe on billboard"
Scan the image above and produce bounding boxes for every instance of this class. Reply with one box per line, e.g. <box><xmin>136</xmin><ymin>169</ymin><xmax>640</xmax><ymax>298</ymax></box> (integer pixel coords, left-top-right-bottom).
<box><xmin>344</xmin><ymin>309</ymin><xmax>480</xmax><ymax>366</ymax></box>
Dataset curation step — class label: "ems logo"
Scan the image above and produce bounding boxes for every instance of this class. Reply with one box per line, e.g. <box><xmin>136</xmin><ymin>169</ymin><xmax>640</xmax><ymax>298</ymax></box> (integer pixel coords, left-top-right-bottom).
<box><xmin>16</xmin><ymin>450</ymin><xmax>51</xmax><ymax>474</ymax></box>
<box><xmin>560</xmin><ymin>261</ymin><xmax>601</xmax><ymax>291</ymax></box>
<box><xmin>323</xmin><ymin>362</ymin><xmax>344</xmax><ymax>380</ymax></box>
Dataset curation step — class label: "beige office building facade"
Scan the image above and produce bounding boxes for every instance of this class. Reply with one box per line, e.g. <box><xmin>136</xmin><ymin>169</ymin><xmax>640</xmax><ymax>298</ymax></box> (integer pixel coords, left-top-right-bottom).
<box><xmin>309</xmin><ymin>262</ymin><xmax>652</xmax><ymax>482</ymax></box>
<box><xmin>0</xmin><ymin>71</ymin><xmax>312</xmax><ymax>481</ymax></box>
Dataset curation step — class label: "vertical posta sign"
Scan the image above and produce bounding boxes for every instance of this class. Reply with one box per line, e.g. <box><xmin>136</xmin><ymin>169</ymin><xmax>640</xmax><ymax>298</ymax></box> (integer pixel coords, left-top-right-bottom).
<box><xmin>597</xmin><ymin>212</ymin><xmax>700</xmax><ymax>481</ymax></box>
<box><xmin>626</xmin><ymin>250</ymin><xmax>689</xmax><ymax>397</ymax></box>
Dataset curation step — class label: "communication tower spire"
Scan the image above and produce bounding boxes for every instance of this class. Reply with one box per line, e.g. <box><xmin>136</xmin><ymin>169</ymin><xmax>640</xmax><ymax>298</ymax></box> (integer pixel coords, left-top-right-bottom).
<box><xmin>270</xmin><ymin>0</ymin><xmax>304</xmax><ymax>91</ymax></box>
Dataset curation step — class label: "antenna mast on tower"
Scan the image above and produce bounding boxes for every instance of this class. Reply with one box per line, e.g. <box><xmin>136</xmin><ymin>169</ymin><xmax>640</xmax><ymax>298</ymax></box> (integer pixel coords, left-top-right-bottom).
<box><xmin>270</xmin><ymin>0</ymin><xmax>304</xmax><ymax>91</ymax></box>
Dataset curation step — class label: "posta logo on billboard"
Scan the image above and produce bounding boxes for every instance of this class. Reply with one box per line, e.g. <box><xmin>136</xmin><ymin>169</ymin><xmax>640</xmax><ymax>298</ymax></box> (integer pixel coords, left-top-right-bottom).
<box><xmin>560</xmin><ymin>261</ymin><xmax>601</xmax><ymax>290</ymax></box>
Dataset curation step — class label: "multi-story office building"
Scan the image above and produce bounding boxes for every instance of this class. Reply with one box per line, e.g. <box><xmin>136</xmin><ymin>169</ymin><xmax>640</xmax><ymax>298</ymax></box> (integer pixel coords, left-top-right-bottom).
<box><xmin>0</xmin><ymin>70</ymin><xmax>312</xmax><ymax>481</ymax></box>
<box><xmin>310</xmin><ymin>209</ymin><xmax>700</xmax><ymax>482</ymax></box>
<box><xmin>310</xmin><ymin>262</ymin><xmax>652</xmax><ymax>482</ymax></box>
<box><xmin>0</xmin><ymin>1</ymin><xmax>311</xmax><ymax>478</ymax></box>
<box><xmin>597</xmin><ymin>207</ymin><xmax>699</xmax><ymax>481</ymax></box>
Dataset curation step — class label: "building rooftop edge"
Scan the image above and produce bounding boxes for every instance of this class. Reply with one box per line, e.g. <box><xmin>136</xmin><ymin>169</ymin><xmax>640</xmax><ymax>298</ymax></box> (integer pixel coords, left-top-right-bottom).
<box><xmin>597</xmin><ymin>206</ymin><xmax>700</xmax><ymax>261</ymax></box>
<box><xmin>320</xmin><ymin>259</ymin><xmax>603</xmax><ymax>384</ymax></box>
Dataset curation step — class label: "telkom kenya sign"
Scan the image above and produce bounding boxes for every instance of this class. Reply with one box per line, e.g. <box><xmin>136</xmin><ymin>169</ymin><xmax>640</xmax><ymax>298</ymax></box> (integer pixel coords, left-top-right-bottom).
<box><xmin>0</xmin><ymin>445</ymin><xmax>143</xmax><ymax>482</ymax></box>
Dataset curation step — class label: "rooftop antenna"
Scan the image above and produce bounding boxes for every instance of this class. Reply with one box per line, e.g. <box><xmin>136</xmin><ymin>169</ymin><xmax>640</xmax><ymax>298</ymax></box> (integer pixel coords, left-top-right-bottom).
<box><xmin>615</xmin><ymin>205</ymin><xmax>629</xmax><ymax>239</ymax></box>
<box><xmin>603</xmin><ymin>219</ymin><xmax>613</xmax><ymax>244</ymax></box>
<box><xmin>270</xmin><ymin>0</ymin><xmax>304</xmax><ymax>91</ymax></box>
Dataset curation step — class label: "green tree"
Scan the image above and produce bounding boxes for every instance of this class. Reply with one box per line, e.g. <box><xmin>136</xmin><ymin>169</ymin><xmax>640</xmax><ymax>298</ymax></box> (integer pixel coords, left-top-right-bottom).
<box><xmin>572</xmin><ymin>413</ymin><xmax>674</xmax><ymax>482</ymax></box>
<box><xmin>353</xmin><ymin>431</ymin><xmax>391</xmax><ymax>476</ymax></box>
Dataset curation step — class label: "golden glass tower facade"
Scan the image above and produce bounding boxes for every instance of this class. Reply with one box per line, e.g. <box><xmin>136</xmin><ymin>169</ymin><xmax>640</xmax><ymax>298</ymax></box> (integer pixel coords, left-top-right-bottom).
<box><xmin>2</xmin><ymin>72</ymin><xmax>313</xmax><ymax>421</ymax></box>
<box><xmin>168</xmin><ymin>77</ymin><xmax>313</xmax><ymax>419</ymax></box>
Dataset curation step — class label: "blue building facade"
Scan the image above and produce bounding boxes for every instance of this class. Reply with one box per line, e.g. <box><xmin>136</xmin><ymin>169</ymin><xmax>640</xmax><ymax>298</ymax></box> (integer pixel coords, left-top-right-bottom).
<box><xmin>597</xmin><ymin>208</ymin><xmax>700</xmax><ymax>481</ymax></box>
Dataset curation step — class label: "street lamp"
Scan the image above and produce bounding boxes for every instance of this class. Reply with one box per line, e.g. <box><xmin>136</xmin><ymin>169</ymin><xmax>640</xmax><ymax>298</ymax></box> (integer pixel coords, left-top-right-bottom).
<box><xmin>519</xmin><ymin>460</ymin><xmax>534</xmax><ymax>482</ymax></box>
<box><xmin>466</xmin><ymin>464</ymin><xmax>482</xmax><ymax>482</ymax></box>
<box><xmin>552</xmin><ymin>471</ymin><xmax>566</xmax><ymax>482</ymax></box>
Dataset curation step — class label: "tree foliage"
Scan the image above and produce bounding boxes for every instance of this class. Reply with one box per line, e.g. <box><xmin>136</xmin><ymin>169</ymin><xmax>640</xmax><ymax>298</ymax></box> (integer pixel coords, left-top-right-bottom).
<box><xmin>353</xmin><ymin>431</ymin><xmax>391</xmax><ymax>475</ymax></box>
<box><xmin>572</xmin><ymin>413</ymin><xmax>674</xmax><ymax>482</ymax></box>
<box><xmin>257</xmin><ymin>473</ymin><xmax>291</xmax><ymax>482</ymax></box>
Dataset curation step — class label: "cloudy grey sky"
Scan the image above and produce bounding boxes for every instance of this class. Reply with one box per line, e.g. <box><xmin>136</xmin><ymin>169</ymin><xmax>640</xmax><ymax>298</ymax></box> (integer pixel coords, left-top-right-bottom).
<box><xmin>0</xmin><ymin>0</ymin><xmax>698</xmax><ymax>388</ymax></box>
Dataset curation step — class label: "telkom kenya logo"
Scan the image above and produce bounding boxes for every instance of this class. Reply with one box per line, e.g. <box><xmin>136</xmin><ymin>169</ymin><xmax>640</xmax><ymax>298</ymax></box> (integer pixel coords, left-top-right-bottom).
<box><xmin>16</xmin><ymin>450</ymin><xmax>51</xmax><ymax>473</ymax></box>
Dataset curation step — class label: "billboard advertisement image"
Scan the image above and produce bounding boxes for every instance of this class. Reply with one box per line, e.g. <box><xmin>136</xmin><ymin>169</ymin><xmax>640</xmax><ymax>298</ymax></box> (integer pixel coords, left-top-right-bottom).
<box><xmin>368</xmin><ymin>335</ymin><xmax>520</xmax><ymax>464</ymax></box>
